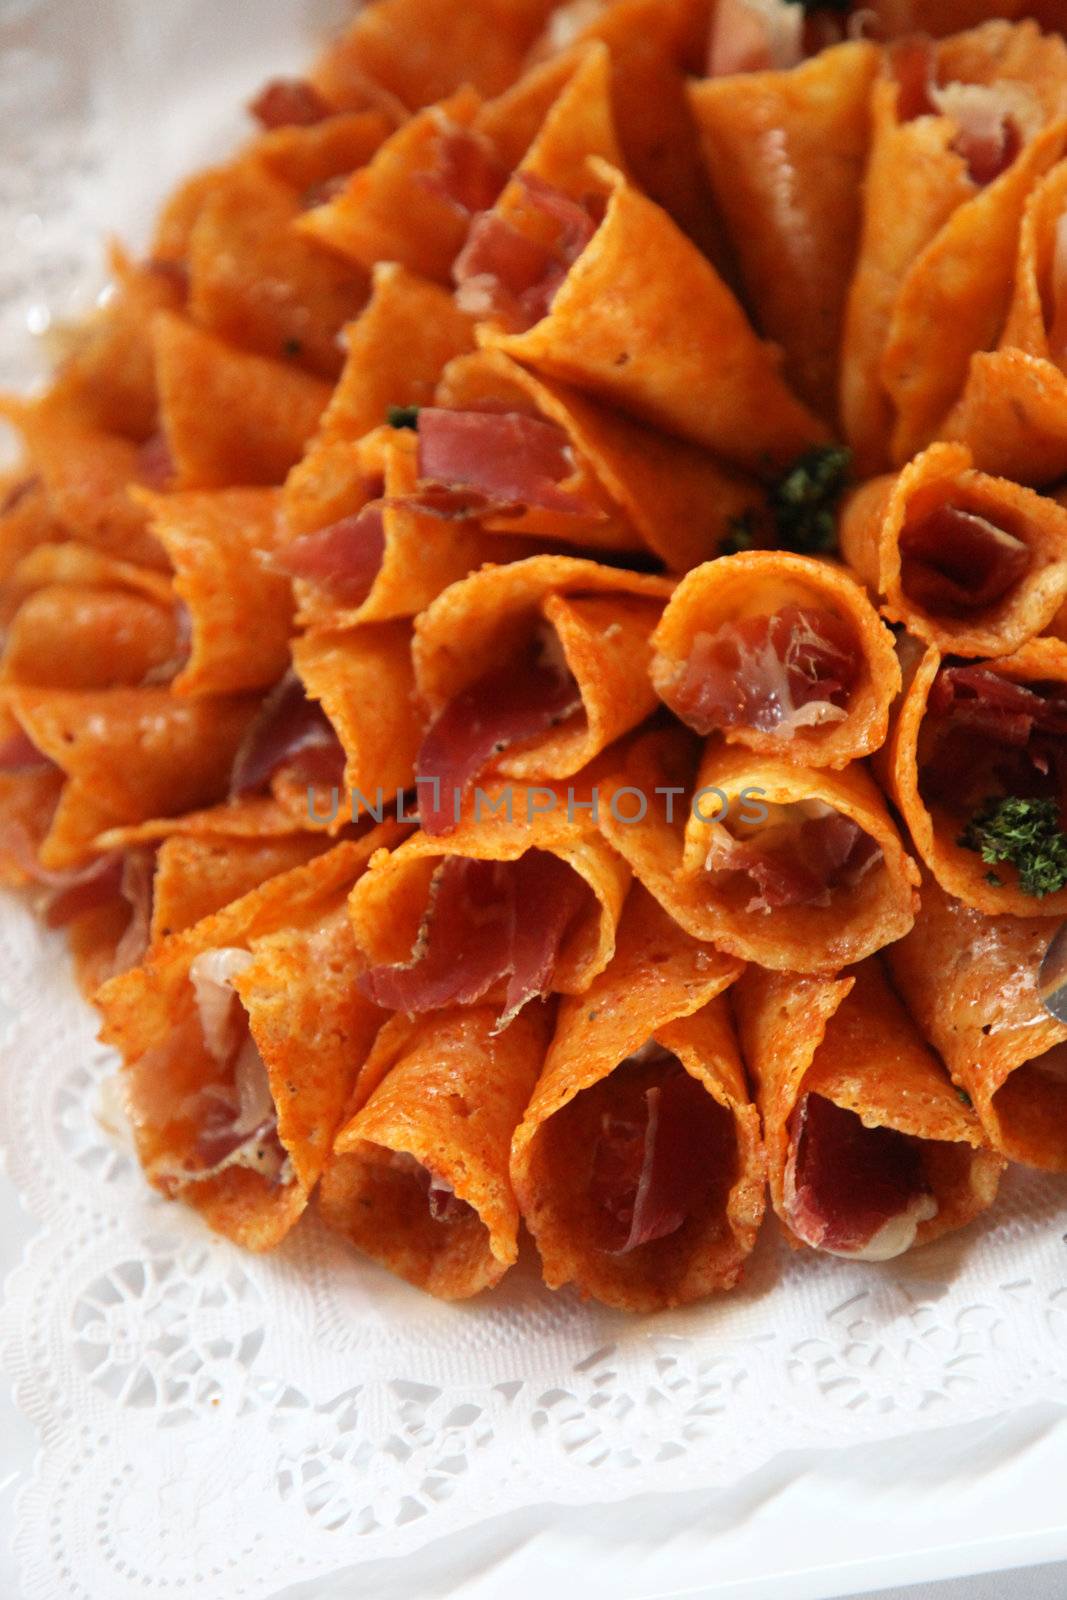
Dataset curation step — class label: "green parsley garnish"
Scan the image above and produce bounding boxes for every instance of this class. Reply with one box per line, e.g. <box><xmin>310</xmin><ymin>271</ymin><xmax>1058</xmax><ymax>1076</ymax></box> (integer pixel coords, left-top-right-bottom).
<box><xmin>959</xmin><ymin>796</ymin><xmax>1067</xmax><ymax>899</ymax></box>
<box><xmin>721</xmin><ymin>445</ymin><xmax>852</xmax><ymax>556</ymax></box>
<box><xmin>387</xmin><ymin>404</ymin><xmax>421</xmax><ymax>430</ymax></box>
<box><xmin>770</xmin><ymin>445</ymin><xmax>852</xmax><ymax>553</ymax></box>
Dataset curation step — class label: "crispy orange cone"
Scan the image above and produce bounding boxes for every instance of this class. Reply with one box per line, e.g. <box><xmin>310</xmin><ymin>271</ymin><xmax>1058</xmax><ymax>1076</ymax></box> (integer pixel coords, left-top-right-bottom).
<box><xmin>650</xmin><ymin>551</ymin><xmax>901</xmax><ymax>768</ymax></box>
<box><xmin>734</xmin><ymin>958</ymin><xmax>1004</xmax><ymax>1258</ymax></box>
<box><xmin>879</xmin><ymin>635</ymin><xmax>1067</xmax><ymax>916</ymax></box>
<box><xmin>887</xmin><ymin>866</ymin><xmax>1067</xmax><ymax>1171</ymax></box>
<box><xmin>319</xmin><ymin>1003</ymin><xmax>552</xmax><ymax>1299</ymax></box>
<box><xmin>488</xmin><ymin>161</ymin><xmax>828</xmax><ymax>473</ymax></box>
<box><xmin>840</xmin><ymin>441</ymin><xmax>1067</xmax><ymax>656</ymax></box>
<box><xmin>690</xmin><ymin>41</ymin><xmax>880</xmax><ymax>422</ymax></box>
<box><xmin>154</xmin><ymin>313</ymin><xmax>331</xmax><ymax>488</ymax></box>
<box><xmin>96</xmin><ymin>831</ymin><xmax>401</xmax><ymax>1250</ymax></box>
<box><xmin>510</xmin><ymin>886</ymin><xmax>763</xmax><ymax>1312</ymax></box>
<box><xmin>598</xmin><ymin>728</ymin><xmax>918</xmax><ymax>974</ymax></box>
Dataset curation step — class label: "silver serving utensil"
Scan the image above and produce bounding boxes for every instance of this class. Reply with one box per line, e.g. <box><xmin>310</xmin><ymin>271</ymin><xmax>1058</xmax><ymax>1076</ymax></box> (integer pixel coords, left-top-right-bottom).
<box><xmin>1038</xmin><ymin>921</ymin><xmax>1067</xmax><ymax>1023</ymax></box>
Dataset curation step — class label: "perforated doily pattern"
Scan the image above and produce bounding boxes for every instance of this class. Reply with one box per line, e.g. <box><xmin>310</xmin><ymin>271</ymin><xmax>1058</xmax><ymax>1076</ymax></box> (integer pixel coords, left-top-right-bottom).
<box><xmin>5</xmin><ymin>3</ymin><xmax>1067</xmax><ymax>1595</ymax></box>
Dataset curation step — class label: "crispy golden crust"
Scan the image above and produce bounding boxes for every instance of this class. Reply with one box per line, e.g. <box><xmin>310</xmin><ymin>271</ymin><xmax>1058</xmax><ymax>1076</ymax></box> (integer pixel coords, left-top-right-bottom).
<box><xmin>650</xmin><ymin>551</ymin><xmax>901</xmax><ymax>767</ymax></box>
<box><xmin>734</xmin><ymin>959</ymin><xmax>1003</xmax><ymax>1252</ymax></box>
<box><xmin>4</xmin><ymin>686</ymin><xmax>258</xmax><ymax>870</ymax></box>
<box><xmin>96</xmin><ymin>830</ymin><xmax>400</xmax><ymax>1250</ymax></box>
<box><xmin>510</xmin><ymin>885</ymin><xmax>762</xmax><ymax>1311</ymax></box>
<box><xmin>320</xmin><ymin>1004</ymin><xmax>552</xmax><ymax>1299</ymax></box>
<box><xmin>690</xmin><ymin>42</ymin><xmax>880</xmax><ymax>423</ymax></box>
<box><xmin>840</xmin><ymin>441</ymin><xmax>1067</xmax><ymax>655</ymax></box>
<box><xmin>887</xmin><ymin>867</ymin><xmax>1067</xmax><ymax>1170</ymax></box>
<box><xmin>154</xmin><ymin>313</ymin><xmax>331</xmax><ymax>489</ymax></box>
<box><xmin>138</xmin><ymin>488</ymin><xmax>294</xmax><ymax>696</ymax></box>
<box><xmin>946</xmin><ymin>347</ymin><xmax>1067</xmax><ymax>487</ymax></box>
<box><xmin>489</xmin><ymin>163</ymin><xmax>828</xmax><ymax>473</ymax></box>
<box><xmin>348</xmin><ymin>794</ymin><xmax>631</xmax><ymax>995</ymax></box>
<box><xmin>297</xmin><ymin>91</ymin><xmax>484</xmax><ymax>283</ymax></box>
<box><xmin>882</xmin><ymin>635</ymin><xmax>1067</xmax><ymax>914</ymax></box>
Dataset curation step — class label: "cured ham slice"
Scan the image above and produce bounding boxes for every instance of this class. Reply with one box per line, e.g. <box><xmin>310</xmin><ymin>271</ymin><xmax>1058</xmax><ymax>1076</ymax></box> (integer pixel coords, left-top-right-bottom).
<box><xmin>707</xmin><ymin>0</ymin><xmax>805</xmax><ymax>78</ymax></box>
<box><xmin>705</xmin><ymin>808</ymin><xmax>883</xmax><ymax>913</ymax></box>
<box><xmin>587</xmin><ymin>1046</ymin><xmax>735</xmax><ymax>1254</ymax></box>
<box><xmin>927</xmin><ymin>663</ymin><xmax>1067</xmax><ymax>743</ymax></box>
<box><xmin>890</xmin><ymin>43</ymin><xmax>1029</xmax><ymax>187</ymax></box>
<box><xmin>0</xmin><ymin>727</ymin><xmax>58</xmax><ymax>775</ymax></box>
<box><xmin>453</xmin><ymin>173</ymin><xmax>597</xmax><ymax>330</ymax></box>
<box><xmin>660</xmin><ymin>606</ymin><xmax>858</xmax><ymax>739</ymax></box>
<box><xmin>250</xmin><ymin>78</ymin><xmax>332</xmax><ymax>130</ymax></box>
<box><xmin>898</xmin><ymin>504</ymin><xmax>1030</xmax><ymax>614</ymax></box>
<box><xmin>422</xmin><ymin>125</ymin><xmax>507</xmax><ymax>216</ymax></box>
<box><xmin>359</xmin><ymin>850</ymin><xmax>589</xmax><ymax>1023</ymax></box>
<box><xmin>229</xmin><ymin>672</ymin><xmax>346</xmax><ymax>798</ymax></box>
<box><xmin>510</xmin><ymin>887</ymin><xmax>762</xmax><ymax>1312</ymax></box>
<box><xmin>276</xmin><ymin>504</ymin><xmax>386</xmax><ymax>603</ymax></box>
<box><xmin>784</xmin><ymin>1092</ymin><xmax>936</xmax><ymax>1259</ymax></box>
<box><xmin>416</xmin><ymin>407</ymin><xmax>591</xmax><ymax>516</ymax></box>
<box><xmin>415</xmin><ymin>629</ymin><xmax>582</xmax><ymax>835</ymax></box>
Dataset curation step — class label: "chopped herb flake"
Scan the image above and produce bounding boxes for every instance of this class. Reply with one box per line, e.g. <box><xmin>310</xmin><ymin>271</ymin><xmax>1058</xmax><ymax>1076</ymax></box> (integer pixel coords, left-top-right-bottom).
<box><xmin>387</xmin><ymin>404</ymin><xmax>421</xmax><ymax>430</ymax></box>
<box><xmin>959</xmin><ymin>796</ymin><xmax>1067</xmax><ymax>899</ymax></box>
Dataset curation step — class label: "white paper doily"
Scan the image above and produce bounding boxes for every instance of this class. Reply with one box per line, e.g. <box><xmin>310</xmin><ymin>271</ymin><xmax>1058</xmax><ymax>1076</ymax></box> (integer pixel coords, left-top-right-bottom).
<box><xmin>5</xmin><ymin>3</ymin><xmax>1067</xmax><ymax>1597</ymax></box>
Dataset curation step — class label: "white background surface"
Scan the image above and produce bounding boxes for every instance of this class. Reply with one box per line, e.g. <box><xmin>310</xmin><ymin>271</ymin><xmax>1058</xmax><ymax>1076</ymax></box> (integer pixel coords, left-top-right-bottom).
<box><xmin>4</xmin><ymin>4</ymin><xmax>1067</xmax><ymax>1597</ymax></box>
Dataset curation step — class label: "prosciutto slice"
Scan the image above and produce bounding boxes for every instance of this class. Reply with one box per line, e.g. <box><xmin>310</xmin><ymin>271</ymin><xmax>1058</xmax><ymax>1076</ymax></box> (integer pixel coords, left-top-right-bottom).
<box><xmin>416</xmin><ymin>631</ymin><xmax>582</xmax><ymax>835</ymax></box>
<box><xmin>276</xmin><ymin>504</ymin><xmax>386</xmax><ymax>603</ymax></box>
<box><xmin>706</xmin><ymin>810</ymin><xmax>883</xmax><ymax>913</ymax></box>
<box><xmin>899</xmin><ymin>505</ymin><xmax>1030</xmax><ymax>615</ymax></box>
<box><xmin>707</xmin><ymin>0</ymin><xmax>805</xmax><ymax>78</ymax></box>
<box><xmin>230</xmin><ymin>671</ymin><xmax>346</xmax><ymax>798</ymax></box>
<box><xmin>385</xmin><ymin>1150</ymin><xmax>475</xmax><ymax>1223</ymax></box>
<box><xmin>587</xmin><ymin>1047</ymin><xmax>734</xmax><ymax>1254</ymax></box>
<box><xmin>359</xmin><ymin>850</ymin><xmax>588</xmax><ymax>1024</ymax></box>
<box><xmin>136</xmin><ymin>432</ymin><xmax>176</xmax><ymax>490</ymax></box>
<box><xmin>170</xmin><ymin>949</ymin><xmax>291</xmax><ymax>1188</ymax></box>
<box><xmin>661</xmin><ymin>606</ymin><xmax>858</xmax><ymax>738</ymax></box>
<box><xmin>453</xmin><ymin>172</ymin><xmax>598</xmax><ymax>330</ymax></box>
<box><xmin>891</xmin><ymin>43</ymin><xmax>1025</xmax><ymax>186</ymax></box>
<box><xmin>928</xmin><ymin>665</ymin><xmax>1067</xmax><ymax>745</ymax></box>
<box><xmin>250</xmin><ymin>77</ymin><xmax>332</xmax><ymax>130</ymax></box>
<box><xmin>422</xmin><ymin>125</ymin><xmax>507</xmax><ymax>216</ymax></box>
<box><xmin>0</xmin><ymin>727</ymin><xmax>58</xmax><ymax>775</ymax></box>
<box><xmin>415</xmin><ymin>408</ymin><xmax>593</xmax><ymax>518</ymax></box>
<box><xmin>784</xmin><ymin>1092</ymin><xmax>937</xmax><ymax>1259</ymax></box>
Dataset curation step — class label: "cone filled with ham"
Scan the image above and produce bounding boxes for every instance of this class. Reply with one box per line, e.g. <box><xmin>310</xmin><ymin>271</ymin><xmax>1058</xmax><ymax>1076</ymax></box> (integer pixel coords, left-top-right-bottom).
<box><xmin>319</xmin><ymin>1002</ymin><xmax>552</xmax><ymax>1298</ymax></box>
<box><xmin>280</xmin><ymin>423</ymin><xmax>515</xmax><ymax>634</ymax></box>
<box><xmin>480</xmin><ymin>160</ymin><xmax>828</xmax><ymax>473</ymax></box>
<box><xmin>412</xmin><ymin>554</ymin><xmax>672</xmax><ymax>834</ymax></box>
<box><xmin>598</xmin><ymin>727</ymin><xmax>919</xmax><ymax>974</ymax></box>
<box><xmin>880</xmin><ymin>635</ymin><xmax>1067</xmax><ymax>915</ymax></box>
<box><xmin>887</xmin><ymin>865</ymin><xmax>1067</xmax><ymax>1171</ymax></box>
<box><xmin>350</xmin><ymin>789</ymin><xmax>631</xmax><ymax>1023</ymax></box>
<box><xmin>841</xmin><ymin>441</ymin><xmax>1067</xmax><ymax>656</ymax></box>
<box><xmin>95</xmin><ymin>832</ymin><xmax>400</xmax><ymax>1250</ymax></box>
<box><xmin>650</xmin><ymin>551</ymin><xmax>901</xmax><ymax>767</ymax></box>
<box><xmin>734</xmin><ymin>958</ymin><xmax>1004</xmax><ymax>1260</ymax></box>
<box><xmin>511</xmin><ymin>886</ymin><xmax>764</xmax><ymax>1312</ymax></box>
<box><xmin>841</xmin><ymin>20</ymin><xmax>1067</xmax><ymax>472</ymax></box>
<box><xmin>425</xmin><ymin>348</ymin><xmax>764</xmax><ymax>569</ymax></box>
